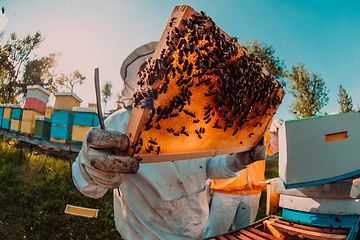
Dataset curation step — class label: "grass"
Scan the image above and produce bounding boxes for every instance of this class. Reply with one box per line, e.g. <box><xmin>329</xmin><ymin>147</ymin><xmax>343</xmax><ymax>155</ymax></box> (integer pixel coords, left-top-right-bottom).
<box><xmin>0</xmin><ymin>136</ymin><xmax>281</xmax><ymax>239</ymax></box>
<box><xmin>0</xmin><ymin>137</ymin><xmax>122</xmax><ymax>240</ymax></box>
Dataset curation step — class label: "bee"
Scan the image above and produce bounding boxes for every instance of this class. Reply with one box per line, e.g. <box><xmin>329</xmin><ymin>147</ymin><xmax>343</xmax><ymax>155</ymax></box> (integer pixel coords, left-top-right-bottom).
<box><xmin>148</xmin><ymin>138</ymin><xmax>158</xmax><ymax>145</ymax></box>
<box><xmin>249</xmin><ymin>133</ymin><xmax>254</xmax><ymax>138</ymax></box>
<box><xmin>155</xmin><ymin>124</ymin><xmax>161</xmax><ymax>130</ymax></box>
<box><xmin>169</xmin><ymin>17</ymin><xmax>177</xmax><ymax>28</ymax></box>
<box><xmin>232</xmin><ymin>128</ymin><xmax>239</xmax><ymax>136</ymax></box>
<box><xmin>183</xmin><ymin>109</ymin><xmax>196</xmax><ymax>118</ymax></box>
<box><xmin>145</xmin><ymin>123</ymin><xmax>153</xmax><ymax>131</ymax></box>
<box><xmin>167</xmin><ymin>127</ymin><xmax>174</xmax><ymax>133</ymax></box>
<box><xmin>173</xmin><ymin>132</ymin><xmax>180</xmax><ymax>136</ymax></box>
<box><xmin>156</xmin><ymin>146</ymin><xmax>160</xmax><ymax>155</ymax></box>
<box><xmin>135</xmin><ymin>146</ymin><xmax>142</xmax><ymax>154</ymax></box>
<box><xmin>193</xmin><ymin>119</ymin><xmax>200</xmax><ymax>123</ymax></box>
<box><xmin>170</xmin><ymin>112</ymin><xmax>179</xmax><ymax>117</ymax></box>
<box><xmin>187</xmin><ymin>63</ymin><xmax>193</xmax><ymax>76</ymax></box>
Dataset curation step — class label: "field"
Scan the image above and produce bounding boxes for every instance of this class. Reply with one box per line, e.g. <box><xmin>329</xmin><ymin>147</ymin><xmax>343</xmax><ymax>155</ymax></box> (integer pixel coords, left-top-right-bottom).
<box><xmin>0</xmin><ymin>136</ymin><xmax>279</xmax><ymax>239</ymax></box>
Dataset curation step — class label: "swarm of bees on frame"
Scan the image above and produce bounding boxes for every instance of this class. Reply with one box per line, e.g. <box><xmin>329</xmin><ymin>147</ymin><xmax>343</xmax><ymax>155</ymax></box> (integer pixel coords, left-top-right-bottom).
<box><xmin>131</xmin><ymin>11</ymin><xmax>283</xmax><ymax>156</ymax></box>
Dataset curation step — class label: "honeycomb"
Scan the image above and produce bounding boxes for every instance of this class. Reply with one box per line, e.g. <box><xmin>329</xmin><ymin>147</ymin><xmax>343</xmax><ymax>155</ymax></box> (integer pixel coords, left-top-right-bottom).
<box><xmin>127</xmin><ymin>6</ymin><xmax>284</xmax><ymax>163</ymax></box>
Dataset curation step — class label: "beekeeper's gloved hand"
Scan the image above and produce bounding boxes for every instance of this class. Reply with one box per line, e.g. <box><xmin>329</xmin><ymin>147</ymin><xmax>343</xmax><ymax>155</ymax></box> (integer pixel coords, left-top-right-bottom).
<box><xmin>79</xmin><ymin>127</ymin><xmax>140</xmax><ymax>189</ymax></box>
<box><xmin>227</xmin><ymin>136</ymin><xmax>267</xmax><ymax>172</ymax></box>
<box><xmin>269</xmin><ymin>119</ymin><xmax>284</xmax><ymax>153</ymax></box>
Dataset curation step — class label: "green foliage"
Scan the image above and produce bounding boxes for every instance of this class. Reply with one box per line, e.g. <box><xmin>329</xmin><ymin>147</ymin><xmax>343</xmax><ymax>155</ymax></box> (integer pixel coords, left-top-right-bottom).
<box><xmin>20</xmin><ymin>52</ymin><xmax>61</xmax><ymax>96</ymax></box>
<box><xmin>243</xmin><ymin>40</ymin><xmax>286</xmax><ymax>87</ymax></box>
<box><xmin>0</xmin><ymin>139</ymin><xmax>122</xmax><ymax>240</ymax></box>
<box><xmin>286</xmin><ymin>62</ymin><xmax>329</xmax><ymax>118</ymax></box>
<box><xmin>56</xmin><ymin>69</ymin><xmax>86</xmax><ymax>92</ymax></box>
<box><xmin>0</xmin><ymin>31</ymin><xmax>44</xmax><ymax>103</ymax></box>
<box><xmin>337</xmin><ymin>84</ymin><xmax>353</xmax><ymax>113</ymax></box>
<box><xmin>102</xmin><ymin>81</ymin><xmax>113</xmax><ymax>109</ymax></box>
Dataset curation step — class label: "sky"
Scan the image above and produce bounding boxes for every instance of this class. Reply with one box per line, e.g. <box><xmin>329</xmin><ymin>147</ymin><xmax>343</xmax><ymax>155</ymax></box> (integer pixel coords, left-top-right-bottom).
<box><xmin>0</xmin><ymin>0</ymin><xmax>359</xmax><ymax>120</ymax></box>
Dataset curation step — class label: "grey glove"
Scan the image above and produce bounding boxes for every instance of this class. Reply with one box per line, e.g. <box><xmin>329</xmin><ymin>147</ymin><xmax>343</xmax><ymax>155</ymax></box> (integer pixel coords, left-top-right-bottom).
<box><xmin>236</xmin><ymin>136</ymin><xmax>267</xmax><ymax>166</ymax></box>
<box><xmin>80</xmin><ymin>127</ymin><xmax>140</xmax><ymax>189</ymax></box>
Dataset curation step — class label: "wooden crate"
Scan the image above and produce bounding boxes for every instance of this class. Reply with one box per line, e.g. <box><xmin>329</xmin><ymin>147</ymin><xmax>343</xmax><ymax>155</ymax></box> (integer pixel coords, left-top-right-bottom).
<box><xmin>10</xmin><ymin>119</ymin><xmax>21</xmax><ymax>132</ymax></box>
<box><xmin>126</xmin><ymin>5</ymin><xmax>284</xmax><ymax>163</ymax></box>
<box><xmin>26</xmin><ymin>85</ymin><xmax>50</xmax><ymax>103</ymax></box>
<box><xmin>24</xmin><ymin>98</ymin><xmax>47</xmax><ymax>113</ymax></box>
<box><xmin>279</xmin><ymin>112</ymin><xmax>360</xmax><ymax>189</ymax></box>
<box><xmin>72</xmin><ymin>125</ymin><xmax>91</xmax><ymax>142</ymax></box>
<box><xmin>54</xmin><ymin>92</ymin><xmax>82</xmax><ymax>111</ymax></box>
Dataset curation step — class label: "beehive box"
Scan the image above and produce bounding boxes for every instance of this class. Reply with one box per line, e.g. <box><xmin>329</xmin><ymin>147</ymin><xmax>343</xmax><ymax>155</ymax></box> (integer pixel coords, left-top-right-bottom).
<box><xmin>126</xmin><ymin>5</ymin><xmax>284</xmax><ymax>163</ymax></box>
<box><xmin>88</xmin><ymin>103</ymin><xmax>97</xmax><ymax>108</ymax></box>
<box><xmin>204</xmin><ymin>215</ymin><xmax>353</xmax><ymax>240</ymax></box>
<box><xmin>54</xmin><ymin>92</ymin><xmax>82</xmax><ymax>111</ymax></box>
<box><xmin>0</xmin><ymin>104</ymin><xmax>4</xmax><ymax>118</ymax></box>
<box><xmin>1</xmin><ymin>118</ymin><xmax>11</xmax><ymax>130</ymax></box>
<box><xmin>11</xmin><ymin>105</ymin><xmax>23</xmax><ymax>120</ymax></box>
<box><xmin>24</xmin><ymin>98</ymin><xmax>47</xmax><ymax>113</ymax></box>
<box><xmin>45</xmin><ymin>106</ymin><xmax>53</xmax><ymax>118</ymax></box>
<box><xmin>34</xmin><ymin>116</ymin><xmax>52</xmax><ymax>140</ymax></box>
<box><xmin>21</xmin><ymin>121</ymin><xmax>35</xmax><ymax>135</ymax></box>
<box><xmin>72</xmin><ymin>125</ymin><xmax>91</xmax><ymax>143</ymax></box>
<box><xmin>22</xmin><ymin>109</ymin><xmax>44</xmax><ymax>122</ymax></box>
<box><xmin>51</xmin><ymin>110</ymin><xmax>74</xmax><ymax>126</ymax></box>
<box><xmin>73</xmin><ymin>107</ymin><xmax>98</xmax><ymax>127</ymax></box>
<box><xmin>279</xmin><ymin>112</ymin><xmax>360</xmax><ymax>189</ymax></box>
<box><xmin>10</xmin><ymin>119</ymin><xmax>21</xmax><ymax>133</ymax></box>
<box><xmin>3</xmin><ymin>104</ymin><xmax>13</xmax><ymax>119</ymax></box>
<box><xmin>50</xmin><ymin>125</ymin><xmax>73</xmax><ymax>141</ymax></box>
<box><xmin>26</xmin><ymin>85</ymin><xmax>50</xmax><ymax>103</ymax></box>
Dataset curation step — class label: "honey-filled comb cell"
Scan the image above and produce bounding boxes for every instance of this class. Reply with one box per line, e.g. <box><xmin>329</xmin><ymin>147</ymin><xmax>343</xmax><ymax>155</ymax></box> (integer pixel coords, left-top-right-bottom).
<box><xmin>126</xmin><ymin>5</ymin><xmax>285</xmax><ymax>163</ymax></box>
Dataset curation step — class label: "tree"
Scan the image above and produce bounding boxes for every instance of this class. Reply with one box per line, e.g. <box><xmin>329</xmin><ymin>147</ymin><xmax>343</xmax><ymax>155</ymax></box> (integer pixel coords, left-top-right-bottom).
<box><xmin>0</xmin><ymin>31</ymin><xmax>43</xmax><ymax>103</ymax></box>
<box><xmin>286</xmin><ymin>62</ymin><xmax>329</xmax><ymax>118</ymax></box>
<box><xmin>337</xmin><ymin>84</ymin><xmax>353</xmax><ymax>113</ymax></box>
<box><xmin>243</xmin><ymin>40</ymin><xmax>286</xmax><ymax>87</ymax></box>
<box><xmin>101</xmin><ymin>81</ymin><xmax>113</xmax><ymax>110</ymax></box>
<box><xmin>20</xmin><ymin>52</ymin><xmax>61</xmax><ymax>96</ymax></box>
<box><xmin>56</xmin><ymin>69</ymin><xmax>86</xmax><ymax>92</ymax></box>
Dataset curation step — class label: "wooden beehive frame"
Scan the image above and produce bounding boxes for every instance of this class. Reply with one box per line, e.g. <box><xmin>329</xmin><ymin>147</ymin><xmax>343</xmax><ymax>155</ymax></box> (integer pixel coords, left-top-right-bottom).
<box><xmin>126</xmin><ymin>5</ymin><xmax>285</xmax><ymax>163</ymax></box>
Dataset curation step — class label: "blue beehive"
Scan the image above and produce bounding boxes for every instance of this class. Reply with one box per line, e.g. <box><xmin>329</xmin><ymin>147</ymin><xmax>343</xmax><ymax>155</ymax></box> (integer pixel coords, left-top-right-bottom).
<box><xmin>50</xmin><ymin>125</ymin><xmax>73</xmax><ymax>140</ymax></box>
<box><xmin>51</xmin><ymin>110</ymin><xmax>74</xmax><ymax>126</ymax></box>
<box><xmin>11</xmin><ymin>105</ymin><xmax>23</xmax><ymax>120</ymax></box>
<box><xmin>1</xmin><ymin>118</ymin><xmax>11</xmax><ymax>130</ymax></box>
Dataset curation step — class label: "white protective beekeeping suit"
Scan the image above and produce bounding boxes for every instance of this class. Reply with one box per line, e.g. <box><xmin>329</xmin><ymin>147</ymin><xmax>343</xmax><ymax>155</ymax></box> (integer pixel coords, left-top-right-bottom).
<box><xmin>72</xmin><ymin>42</ymin><xmax>265</xmax><ymax>240</ymax></box>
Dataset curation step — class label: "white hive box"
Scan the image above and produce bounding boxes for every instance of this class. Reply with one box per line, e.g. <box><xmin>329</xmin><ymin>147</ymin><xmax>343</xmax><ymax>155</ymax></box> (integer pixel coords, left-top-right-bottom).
<box><xmin>279</xmin><ymin>112</ymin><xmax>360</xmax><ymax>189</ymax></box>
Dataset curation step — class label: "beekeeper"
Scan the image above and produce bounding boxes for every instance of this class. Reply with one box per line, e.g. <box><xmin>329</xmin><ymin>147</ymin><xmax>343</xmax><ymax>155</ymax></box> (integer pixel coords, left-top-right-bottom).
<box><xmin>204</xmin><ymin>119</ymin><xmax>283</xmax><ymax>237</ymax></box>
<box><xmin>72</xmin><ymin>41</ymin><xmax>267</xmax><ymax>240</ymax></box>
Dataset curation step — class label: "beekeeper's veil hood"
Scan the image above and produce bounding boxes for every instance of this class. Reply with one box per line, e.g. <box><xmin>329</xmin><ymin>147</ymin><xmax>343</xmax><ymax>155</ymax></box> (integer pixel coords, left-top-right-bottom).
<box><xmin>119</xmin><ymin>41</ymin><xmax>158</xmax><ymax>108</ymax></box>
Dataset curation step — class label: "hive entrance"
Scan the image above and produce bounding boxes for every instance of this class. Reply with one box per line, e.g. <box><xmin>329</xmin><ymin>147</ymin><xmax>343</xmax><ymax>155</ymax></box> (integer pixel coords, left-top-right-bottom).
<box><xmin>126</xmin><ymin>5</ymin><xmax>285</xmax><ymax>163</ymax></box>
